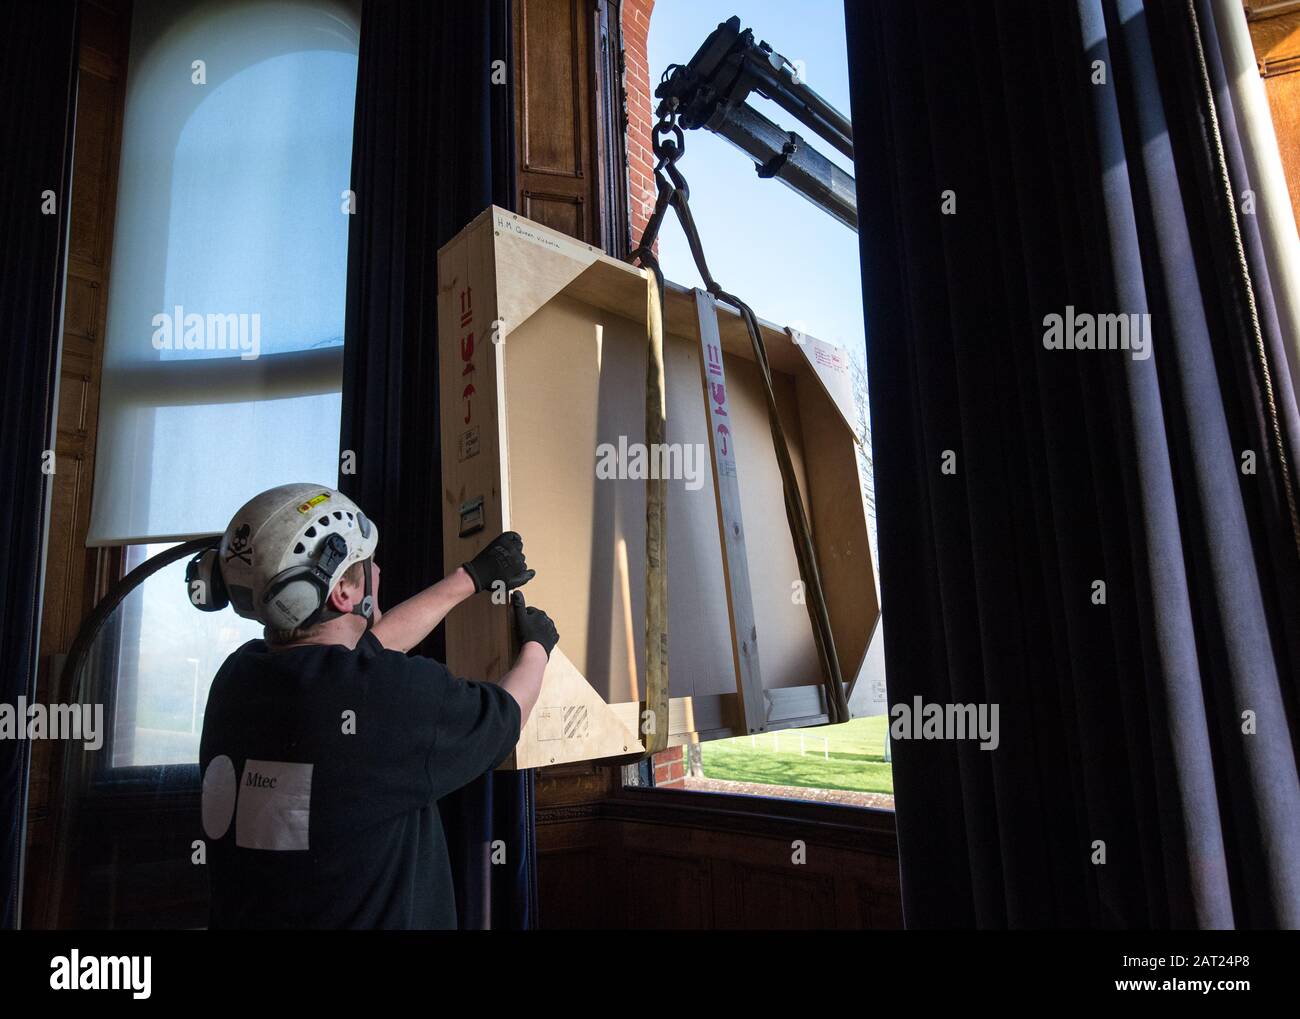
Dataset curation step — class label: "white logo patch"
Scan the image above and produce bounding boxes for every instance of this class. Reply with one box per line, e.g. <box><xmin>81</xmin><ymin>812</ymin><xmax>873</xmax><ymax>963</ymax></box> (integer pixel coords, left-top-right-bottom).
<box><xmin>201</xmin><ymin>754</ymin><xmax>237</xmax><ymax>839</ymax></box>
<box><xmin>235</xmin><ymin>759</ymin><xmax>313</xmax><ymax>851</ymax></box>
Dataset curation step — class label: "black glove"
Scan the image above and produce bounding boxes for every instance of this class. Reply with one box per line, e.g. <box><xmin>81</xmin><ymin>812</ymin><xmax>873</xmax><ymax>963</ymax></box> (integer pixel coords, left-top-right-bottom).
<box><xmin>512</xmin><ymin>591</ymin><xmax>558</xmax><ymax>658</ymax></box>
<box><xmin>462</xmin><ymin>531</ymin><xmax>535</xmax><ymax>594</ymax></box>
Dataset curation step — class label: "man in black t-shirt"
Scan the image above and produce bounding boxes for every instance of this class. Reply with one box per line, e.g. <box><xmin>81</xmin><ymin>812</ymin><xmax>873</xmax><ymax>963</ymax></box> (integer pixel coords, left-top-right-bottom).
<box><xmin>193</xmin><ymin>484</ymin><xmax>557</xmax><ymax>929</ymax></box>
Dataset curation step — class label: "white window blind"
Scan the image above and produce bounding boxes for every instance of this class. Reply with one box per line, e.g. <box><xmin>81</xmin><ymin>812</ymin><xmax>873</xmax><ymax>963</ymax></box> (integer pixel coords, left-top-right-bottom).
<box><xmin>88</xmin><ymin>0</ymin><xmax>360</xmax><ymax>545</ymax></box>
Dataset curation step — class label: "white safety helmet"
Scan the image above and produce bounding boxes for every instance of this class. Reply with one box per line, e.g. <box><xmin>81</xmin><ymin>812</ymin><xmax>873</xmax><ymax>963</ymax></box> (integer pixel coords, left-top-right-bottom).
<box><xmin>209</xmin><ymin>483</ymin><xmax>379</xmax><ymax>631</ymax></box>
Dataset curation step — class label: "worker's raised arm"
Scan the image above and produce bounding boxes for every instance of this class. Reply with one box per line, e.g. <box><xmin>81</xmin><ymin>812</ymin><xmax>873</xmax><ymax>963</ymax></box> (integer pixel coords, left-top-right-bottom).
<box><xmin>372</xmin><ymin>531</ymin><xmax>535</xmax><ymax>653</ymax></box>
<box><xmin>370</xmin><ymin>567</ymin><xmax>474</xmax><ymax>652</ymax></box>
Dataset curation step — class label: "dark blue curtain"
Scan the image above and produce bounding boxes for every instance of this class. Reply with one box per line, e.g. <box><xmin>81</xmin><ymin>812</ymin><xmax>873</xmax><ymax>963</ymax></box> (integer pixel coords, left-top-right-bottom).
<box><xmin>339</xmin><ymin>0</ymin><xmax>536</xmax><ymax>929</ymax></box>
<box><xmin>846</xmin><ymin>0</ymin><xmax>1300</xmax><ymax>928</ymax></box>
<box><xmin>0</xmin><ymin>0</ymin><xmax>79</xmax><ymax>929</ymax></box>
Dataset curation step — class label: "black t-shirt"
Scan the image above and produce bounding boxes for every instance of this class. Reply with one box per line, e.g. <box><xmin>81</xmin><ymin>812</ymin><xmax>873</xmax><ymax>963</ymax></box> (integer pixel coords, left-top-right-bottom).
<box><xmin>198</xmin><ymin>630</ymin><xmax>520</xmax><ymax>929</ymax></box>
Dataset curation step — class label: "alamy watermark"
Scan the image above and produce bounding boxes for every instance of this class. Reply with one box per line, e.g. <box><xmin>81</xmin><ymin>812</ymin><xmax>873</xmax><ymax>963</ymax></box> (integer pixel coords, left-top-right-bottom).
<box><xmin>1042</xmin><ymin>306</ymin><xmax>1151</xmax><ymax>361</ymax></box>
<box><xmin>889</xmin><ymin>697</ymin><xmax>1000</xmax><ymax>750</ymax></box>
<box><xmin>595</xmin><ymin>437</ymin><xmax>708</xmax><ymax>492</ymax></box>
<box><xmin>0</xmin><ymin>698</ymin><xmax>103</xmax><ymax>750</ymax></box>
<box><xmin>151</xmin><ymin>305</ymin><xmax>261</xmax><ymax>360</ymax></box>
<box><xmin>50</xmin><ymin>950</ymin><xmax>150</xmax><ymax>999</ymax></box>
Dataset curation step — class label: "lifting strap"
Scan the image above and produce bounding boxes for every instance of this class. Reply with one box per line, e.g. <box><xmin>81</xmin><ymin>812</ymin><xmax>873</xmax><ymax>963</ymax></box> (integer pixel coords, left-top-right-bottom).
<box><xmin>642</xmin><ymin>256</ymin><xmax>670</xmax><ymax>754</ymax></box>
<box><xmin>630</xmin><ymin>110</ymin><xmax>849</xmax><ymax>738</ymax></box>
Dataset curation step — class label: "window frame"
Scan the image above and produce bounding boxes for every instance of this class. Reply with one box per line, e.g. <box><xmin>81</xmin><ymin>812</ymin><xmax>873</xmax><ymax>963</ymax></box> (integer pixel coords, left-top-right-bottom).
<box><xmin>82</xmin><ymin>542</ymin><xmax>223</xmax><ymax>793</ymax></box>
<box><xmin>608</xmin><ymin>781</ymin><xmax>899</xmax><ymax>856</ymax></box>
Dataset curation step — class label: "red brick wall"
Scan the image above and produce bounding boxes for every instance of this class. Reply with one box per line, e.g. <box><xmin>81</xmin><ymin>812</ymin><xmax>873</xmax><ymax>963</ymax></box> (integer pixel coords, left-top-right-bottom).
<box><xmin>622</xmin><ymin>0</ymin><xmax>657</xmax><ymax>249</ymax></box>
<box><xmin>653</xmin><ymin>747</ymin><xmax>686</xmax><ymax>787</ymax></box>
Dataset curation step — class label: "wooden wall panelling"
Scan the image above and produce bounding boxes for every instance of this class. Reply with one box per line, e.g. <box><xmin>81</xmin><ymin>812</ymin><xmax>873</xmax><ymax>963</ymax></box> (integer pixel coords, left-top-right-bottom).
<box><xmin>514</xmin><ymin>0</ymin><xmax>602</xmax><ymax>244</ymax></box>
<box><xmin>25</xmin><ymin>0</ymin><xmax>131</xmax><ymax>929</ymax></box>
<box><xmin>592</xmin><ymin>0</ymin><xmax>630</xmax><ymax>258</ymax></box>
<box><xmin>535</xmin><ymin>792</ymin><xmax>903</xmax><ymax>929</ymax></box>
<box><xmin>43</xmin><ymin>0</ymin><xmax>128</xmax><ymax>665</ymax></box>
<box><xmin>1248</xmin><ymin>4</ymin><xmax>1300</xmax><ymax>227</ymax></box>
<box><xmin>621</xmin><ymin>843</ymin><xmax>713</xmax><ymax>929</ymax></box>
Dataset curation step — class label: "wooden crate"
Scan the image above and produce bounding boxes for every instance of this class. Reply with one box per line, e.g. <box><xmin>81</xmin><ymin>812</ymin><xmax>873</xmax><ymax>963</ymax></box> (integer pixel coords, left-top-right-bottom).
<box><xmin>437</xmin><ymin>207</ymin><xmax>878</xmax><ymax>769</ymax></box>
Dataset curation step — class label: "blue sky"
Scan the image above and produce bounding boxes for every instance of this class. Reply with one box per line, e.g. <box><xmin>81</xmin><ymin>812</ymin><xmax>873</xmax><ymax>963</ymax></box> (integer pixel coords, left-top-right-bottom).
<box><xmin>646</xmin><ymin>0</ymin><xmax>864</xmax><ymax>373</ymax></box>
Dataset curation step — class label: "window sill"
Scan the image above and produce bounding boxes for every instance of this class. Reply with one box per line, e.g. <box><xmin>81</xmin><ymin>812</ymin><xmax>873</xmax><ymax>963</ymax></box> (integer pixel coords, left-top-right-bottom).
<box><xmin>602</xmin><ymin>783</ymin><xmax>898</xmax><ymax>856</ymax></box>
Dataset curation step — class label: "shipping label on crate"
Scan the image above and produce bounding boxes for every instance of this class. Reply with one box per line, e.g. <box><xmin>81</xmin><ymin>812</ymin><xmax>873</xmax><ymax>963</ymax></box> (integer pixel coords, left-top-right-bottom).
<box><xmin>703</xmin><ymin>341</ymin><xmax>737</xmax><ymax>478</ymax></box>
<box><xmin>458</xmin><ymin>425</ymin><xmax>480</xmax><ymax>462</ymax></box>
<box><xmin>459</xmin><ymin>284</ymin><xmax>478</xmax><ymax>427</ymax></box>
<box><xmin>810</xmin><ymin>339</ymin><xmax>848</xmax><ymax>374</ymax></box>
<box><xmin>798</xmin><ymin>335</ymin><xmax>860</xmax><ymax>442</ymax></box>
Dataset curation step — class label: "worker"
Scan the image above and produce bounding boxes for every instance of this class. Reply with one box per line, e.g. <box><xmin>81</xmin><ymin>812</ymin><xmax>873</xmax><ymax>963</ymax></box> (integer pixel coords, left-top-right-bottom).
<box><xmin>190</xmin><ymin>483</ymin><xmax>557</xmax><ymax>929</ymax></box>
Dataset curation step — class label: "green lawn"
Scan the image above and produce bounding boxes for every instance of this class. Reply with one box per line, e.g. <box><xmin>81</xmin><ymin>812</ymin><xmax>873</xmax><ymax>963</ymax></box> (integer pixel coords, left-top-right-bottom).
<box><xmin>697</xmin><ymin>714</ymin><xmax>894</xmax><ymax>795</ymax></box>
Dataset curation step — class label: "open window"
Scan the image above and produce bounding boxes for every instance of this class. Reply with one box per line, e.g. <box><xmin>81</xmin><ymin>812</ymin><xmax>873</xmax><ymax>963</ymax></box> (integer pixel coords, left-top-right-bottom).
<box><xmin>629</xmin><ymin>2</ymin><xmax>890</xmax><ymax>808</ymax></box>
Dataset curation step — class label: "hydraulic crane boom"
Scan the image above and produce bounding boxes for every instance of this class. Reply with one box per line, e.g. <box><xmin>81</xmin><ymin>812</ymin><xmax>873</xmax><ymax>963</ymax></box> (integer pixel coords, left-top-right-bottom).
<box><xmin>653</xmin><ymin>15</ymin><xmax>858</xmax><ymax>231</ymax></box>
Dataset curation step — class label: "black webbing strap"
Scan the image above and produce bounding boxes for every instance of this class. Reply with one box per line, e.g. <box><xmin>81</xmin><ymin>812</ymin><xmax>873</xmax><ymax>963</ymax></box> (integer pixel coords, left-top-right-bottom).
<box><xmin>630</xmin><ymin>108</ymin><xmax>849</xmax><ymax>727</ymax></box>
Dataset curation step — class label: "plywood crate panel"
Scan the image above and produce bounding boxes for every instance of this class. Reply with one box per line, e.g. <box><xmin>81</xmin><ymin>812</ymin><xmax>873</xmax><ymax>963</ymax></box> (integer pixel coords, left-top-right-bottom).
<box><xmin>438</xmin><ymin>207</ymin><xmax>878</xmax><ymax>769</ymax></box>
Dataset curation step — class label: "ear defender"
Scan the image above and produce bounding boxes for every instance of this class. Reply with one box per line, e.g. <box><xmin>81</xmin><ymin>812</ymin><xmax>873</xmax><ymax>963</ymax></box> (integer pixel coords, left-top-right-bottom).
<box><xmin>353</xmin><ymin>556</ymin><xmax>375</xmax><ymax>627</ymax></box>
<box><xmin>260</xmin><ymin>532</ymin><xmax>354</xmax><ymax>632</ymax></box>
<box><xmin>186</xmin><ymin>546</ymin><xmax>229</xmax><ymax>612</ymax></box>
<box><xmin>260</xmin><ymin>570</ymin><xmax>327</xmax><ymax>631</ymax></box>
